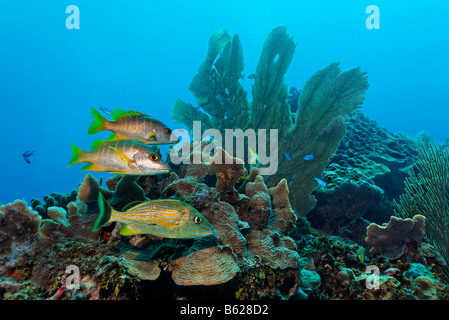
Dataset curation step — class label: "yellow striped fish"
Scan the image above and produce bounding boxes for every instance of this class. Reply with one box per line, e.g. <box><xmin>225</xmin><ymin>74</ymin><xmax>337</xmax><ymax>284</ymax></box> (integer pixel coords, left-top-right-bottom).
<box><xmin>68</xmin><ymin>139</ymin><xmax>170</xmax><ymax>175</ymax></box>
<box><xmin>88</xmin><ymin>108</ymin><xmax>179</xmax><ymax>145</ymax></box>
<box><xmin>94</xmin><ymin>193</ymin><xmax>215</xmax><ymax>239</ymax></box>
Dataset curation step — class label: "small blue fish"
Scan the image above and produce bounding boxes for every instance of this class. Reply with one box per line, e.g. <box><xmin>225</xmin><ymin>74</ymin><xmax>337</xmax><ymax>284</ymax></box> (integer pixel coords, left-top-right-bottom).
<box><xmin>313</xmin><ymin>177</ymin><xmax>327</xmax><ymax>187</ymax></box>
<box><xmin>23</xmin><ymin>151</ymin><xmax>35</xmax><ymax>164</ymax></box>
<box><xmin>303</xmin><ymin>154</ymin><xmax>314</xmax><ymax>161</ymax></box>
<box><xmin>283</xmin><ymin>152</ymin><xmax>291</xmax><ymax>160</ymax></box>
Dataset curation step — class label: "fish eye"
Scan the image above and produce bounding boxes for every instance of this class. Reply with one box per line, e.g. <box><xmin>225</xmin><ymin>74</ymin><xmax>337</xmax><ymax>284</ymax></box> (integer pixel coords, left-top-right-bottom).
<box><xmin>194</xmin><ymin>216</ymin><xmax>201</xmax><ymax>224</ymax></box>
<box><xmin>164</xmin><ymin>128</ymin><xmax>172</xmax><ymax>135</ymax></box>
<box><xmin>149</xmin><ymin>154</ymin><xmax>159</xmax><ymax>161</ymax></box>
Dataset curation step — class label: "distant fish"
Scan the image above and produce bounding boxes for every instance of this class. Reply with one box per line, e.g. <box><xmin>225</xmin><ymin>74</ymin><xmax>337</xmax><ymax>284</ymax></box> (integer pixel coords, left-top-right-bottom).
<box><xmin>357</xmin><ymin>247</ymin><xmax>366</xmax><ymax>264</ymax></box>
<box><xmin>22</xmin><ymin>150</ymin><xmax>35</xmax><ymax>164</ymax></box>
<box><xmin>98</xmin><ymin>104</ymin><xmax>111</xmax><ymax>115</ymax></box>
<box><xmin>287</xmin><ymin>87</ymin><xmax>301</xmax><ymax>113</ymax></box>
<box><xmin>303</xmin><ymin>154</ymin><xmax>314</xmax><ymax>161</ymax></box>
<box><xmin>248</xmin><ymin>147</ymin><xmax>260</xmax><ymax>170</ymax></box>
<box><xmin>67</xmin><ymin>139</ymin><xmax>170</xmax><ymax>175</ymax></box>
<box><xmin>94</xmin><ymin>193</ymin><xmax>215</xmax><ymax>239</ymax></box>
<box><xmin>283</xmin><ymin>152</ymin><xmax>291</xmax><ymax>160</ymax></box>
<box><xmin>88</xmin><ymin>108</ymin><xmax>178</xmax><ymax>145</ymax></box>
<box><xmin>313</xmin><ymin>177</ymin><xmax>327</xmax><ymax>187</ymax></box>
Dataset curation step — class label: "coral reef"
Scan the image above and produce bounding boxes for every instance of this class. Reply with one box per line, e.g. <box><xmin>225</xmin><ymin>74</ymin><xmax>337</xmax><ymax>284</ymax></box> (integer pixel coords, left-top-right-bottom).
<box><xmin>113</xmin><ymin>146</ymin><xmax>300</xmax><ymax>286</ymax></box>
<box><xmin>171</xmin><ymin>26</ymin><xmax>369</xmax><ymax>218</ymax></box>
<box><xmin>1</xmin><ymin>140</ymin><xmax>300</xmax><ymax>297</ymax></box>
<box><xmin>2</xmin><ymin>139</ymin><xmax>449</xmax><ymax>300</ymax></box>
<box><xmin>2</xmin><ymin>26</ymin><xmax>449</xmax><ymax>302</ymax></box>
<box><xmin>295</xmin><ymin>233</ymin><xmax>448</xmax><ymax>300</ymax></box>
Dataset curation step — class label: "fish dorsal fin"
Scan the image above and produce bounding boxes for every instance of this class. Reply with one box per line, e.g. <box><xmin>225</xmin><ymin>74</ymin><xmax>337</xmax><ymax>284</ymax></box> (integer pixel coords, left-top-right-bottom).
<box><xmin>128</xmin><ymin>110</ymin><xmax>149</xmax><ymax>116</ymax></box>
<box><xmin>122</xmin><ymin>200</ymin><xmax>146</xmax><ymax>212</ymax></box>
<box><xmin>111</xmin><ymin>109</ymin><xmax>149</xmax><ymax>121</ymax></box>
<box><xmin>108</xmin><ymin>146</ymin><xmax>133</xmax><ymax>167</ymax></box>
<box><xmin>89</xmin><ymin>139</ymin><xmax>109</xmax><ymax>151</ymax></box>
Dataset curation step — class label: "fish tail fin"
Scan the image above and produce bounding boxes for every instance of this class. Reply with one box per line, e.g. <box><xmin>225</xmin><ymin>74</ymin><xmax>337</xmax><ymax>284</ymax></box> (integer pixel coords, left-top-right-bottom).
<box><xmin>93</xmin><ymin>193</ymin><xmax>116</xmax><ymax>232</ymax></box>
<box><xmin>88</xmin><ymin>108</ymin><xmax>108</xmax><ymax>134</ymax></box>
<box><xmin>67</xmin><ymin>143</ymin><xmax>86</xmax><ymax>167</ymax></box>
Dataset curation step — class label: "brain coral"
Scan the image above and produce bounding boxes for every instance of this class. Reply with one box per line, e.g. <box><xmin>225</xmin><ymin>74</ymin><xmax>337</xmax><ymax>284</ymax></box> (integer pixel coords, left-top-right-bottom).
<box><xmin>169</xmin><ymin>246</ymin><xmax>240</xmax><ymax>286</ymax></box>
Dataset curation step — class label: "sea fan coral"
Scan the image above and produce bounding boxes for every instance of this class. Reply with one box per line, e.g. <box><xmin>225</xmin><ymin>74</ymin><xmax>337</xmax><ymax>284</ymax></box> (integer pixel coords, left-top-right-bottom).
<box><xmin>171</xmin><ymin>26</ymin><xmax>369</xmax><ymax>217</ymax></box>
<box><xmin>394</xmin><ymin>143</ymin><xmax>449</xmax><ymax>278</ymax></box>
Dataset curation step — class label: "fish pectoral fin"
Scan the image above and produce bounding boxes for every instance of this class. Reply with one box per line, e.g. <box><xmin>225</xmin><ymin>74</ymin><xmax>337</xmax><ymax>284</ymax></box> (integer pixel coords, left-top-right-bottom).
<box><xmin>119</xmin><ymin>224</ymin><xmax>140</xmax><ymax>236</ymax></box>
<box><xmin>107</xmin><ymin>132</ymin><xmax>126</xmax><ymax>141</ymax></box>
<box><xmin>108</xmin><ymin>146</ymin><xmax>133</xmax><ymax>167</ymax></box>
<box><xmin>145</xmin><ymin>131</ymin><xmax>158</xmax><ymax>143</ymax></box>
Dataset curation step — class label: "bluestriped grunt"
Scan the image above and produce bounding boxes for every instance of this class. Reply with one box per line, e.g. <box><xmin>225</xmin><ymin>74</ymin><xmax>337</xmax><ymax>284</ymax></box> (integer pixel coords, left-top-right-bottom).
<box><xmin>67</xmin><ymin>139</ymin><xmax>169</xmax><ymax>175</ymax></box>
<box><xmin>88</xmin><ymin>108</ymin><xmax>178</xmax><ymax>145</ymax></box>
<box><xmin>94</xmin><ymin>194</ymin><xmax>215</xmax><ymax>239</ymax></box>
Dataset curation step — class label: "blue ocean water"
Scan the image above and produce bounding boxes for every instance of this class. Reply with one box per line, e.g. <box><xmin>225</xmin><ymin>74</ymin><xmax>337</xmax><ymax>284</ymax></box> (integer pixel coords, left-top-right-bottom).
<box><xmin>0</xmin><ymin>0</ymin><xmax>447</xmax><ymax>206</ymax></box>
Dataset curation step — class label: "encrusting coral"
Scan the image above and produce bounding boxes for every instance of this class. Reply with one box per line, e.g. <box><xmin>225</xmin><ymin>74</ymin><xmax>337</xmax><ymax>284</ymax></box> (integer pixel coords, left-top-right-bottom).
<box><xmin>331</xmin><ymin>110</ymin><xmax>417</xmax><ymax>200</ymax></box>
<box><xmin>365</xmin><ymin>214</ymin><xmax>426</xmax><ymax>260</ymax></box>
<box><xmin>307</xmin><ymin>163</ymin><xmax>386</xmax><ymax>243</ymax></box>
<box><xmin>171</xmin><ymin>26</ymin><xmax>369</xmax><ymax>218</ymax></box>
<box><xmin>0</xmin><ymin>200</ymin><xmax>41</xmax><ymax>257</ymax></box>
